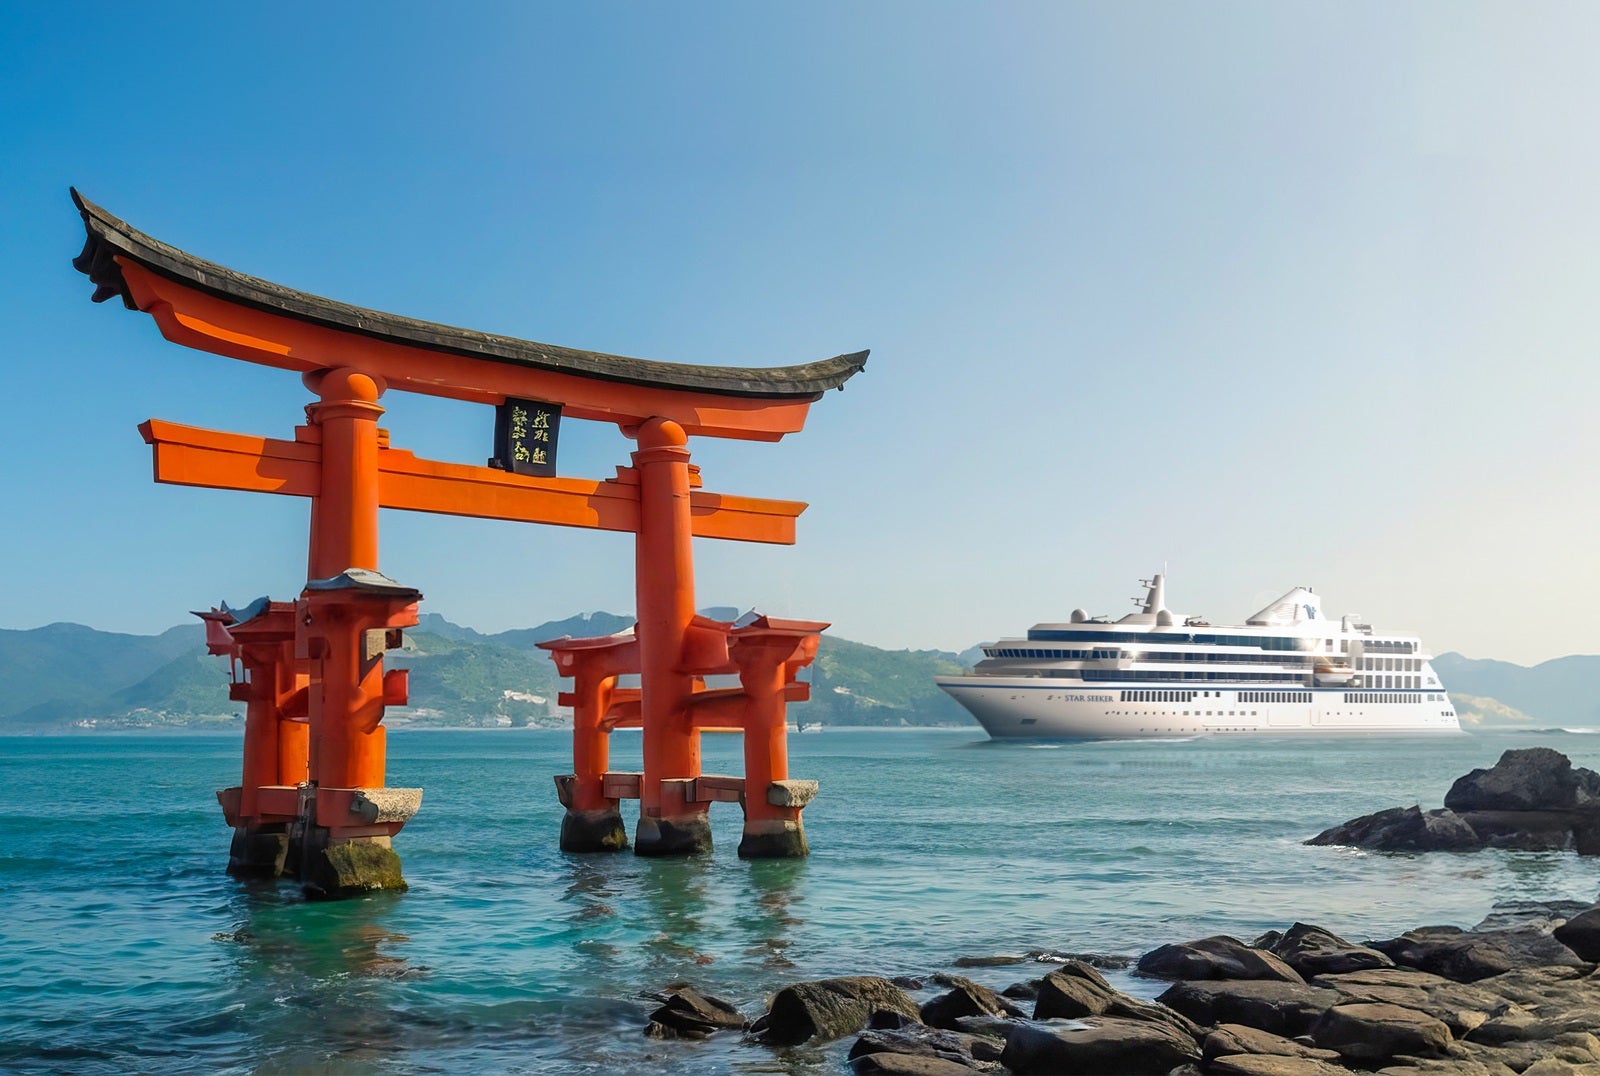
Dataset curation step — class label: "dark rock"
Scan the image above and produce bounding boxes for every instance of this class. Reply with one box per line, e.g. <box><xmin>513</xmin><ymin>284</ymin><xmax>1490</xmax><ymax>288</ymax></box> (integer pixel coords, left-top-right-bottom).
<box><xmin>1208</xmin><ymin>1056</ymin><xmax>1353</xmax><ymax>1076</ymax></box>
<box><xmin>918</xmin><ymin>975</ymin><xmax>1024</xmax><ymax>1028</ymax></box>
<box><xmin>643</xmin><ymin>985</ymin><xmax>744</xmax><ymax>1039</ymax></box>
<box><xmin>757</xmin><ymin>976</ymin><xmax>921</xmax><ymax>1045</ymax></box>
<box><xmin>948</xmin><ymin>1014</ymin><xmax>1019</xmax><ymax>1042</ymax></box>
<box><xmin>849</xmin><ymin>1051</ymin><xmax>978</xmax><ymax>1075</ymax></box>
<box><xmin>1156</xmin><ymin>980</ymin><xmax>1340</xmax><ymax>1038</ymax></box>
<box><xmin>848</xmin><ymin>1025</ymin><xmax>989</xmax><ymax>1070</ymax></box>
<box><xmin>949</xmin><ymin>953</ymin><xmax>1026</xmax><ymax>967</ymax></box>
<box><xmin>1307</xmin><ymin>1001</ymin><xmax>1453</xmax><ymax>1063</ymax></box>
<box><xmin>1000</xmin><ymin>1016</ymin><xmax>1201</xmax><ymax>1075</ymax></box>
<box><xmin>1000</xmin><ymin>980</ymin><xmax>1039</xmax><ymax>1000</ymax></box>
<box><xmin>869</xmin><ymin>1009</ymin><xmax>915</xmax><ymax>1030</ymax></box>
<box><xmin>1310</xmin><ymin>966</ymin><xmax>1510</xmax><ymax>1038</ymax></box>
<box><xmin>1025</xmin><ymin>949</ymin><xmax>1134</xmax><ymax>969</ymax></box>
<box><xmin>1027</xmin><ymin>962</ymin><xmax>1203</xmax><ymax>1041</ymax></box>
<box><xmin>1202</xmin><ymin>1022</ymin><xmax>1343</xmax><ymax>1062</ymax></box>
<box><xmin>1371</xmin><ymin>925</ymin><xmax>1589</xmax><ymax>982</ymax></box>
<box><xmin>1468</xmin><ymin>965</ymin><xmax>1600</xmax><ymax>1045</ymax></box>
<box><xmin>1306</xmin><ymin>804</ymin><xmax>1481</xmax><ymax>852</ymax></box>
<box><xmin>1268</xmin><ymin>922</ymin><xmax>1395</xmax><ymax>977</ymax></box>
<box><xmin>1375</xmin><ymin>1061</ymin><xmax>1517</xmax><ymax>1075</ymax></box>
<box><xmin>891</xmin><ymin>975</ymin><xmax>926</xmax><ymax>991</ymax></box>
<box><xmin>1552</xmin><ymin>902</ymin><xmax>1600</xmax><ymax>961</ymax></box>
<box><xmin>1032</xmin><ymin>962</ymin><xmax>1121</xmax><ymax>1018</ymax></box>
<box><xmin>1460</xmin><ymin>809</ymin><xmax>1583</xmax><ymax>850</ymax></box>
<box><xmin>1473</xmin><ymin>898</ymin><xmax>1596</xmax><ymax>933</ymax></box>
<box><xmin>1444</xmin><ymin>747</ymin><xmax>1600</xmax><ymax>813</ymax></box>
<box><xmin>1136</xmin><ymin>935</ymin><xmax>1305</xmax><ymax>983</ymax></box>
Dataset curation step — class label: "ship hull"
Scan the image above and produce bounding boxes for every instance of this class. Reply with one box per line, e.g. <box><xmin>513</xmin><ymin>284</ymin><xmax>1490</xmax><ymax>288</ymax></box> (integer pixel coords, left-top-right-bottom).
<box><xmin>935</xmin><ymin>676</ymin><xmax>1462</xmax><ymax>740</ymax></box>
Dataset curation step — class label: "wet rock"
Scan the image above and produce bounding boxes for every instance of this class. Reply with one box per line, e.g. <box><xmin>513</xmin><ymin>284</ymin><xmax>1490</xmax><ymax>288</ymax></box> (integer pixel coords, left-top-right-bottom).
<box><xmin>1000</xmin><ymin>1016</ymin><xmax>1201</xmax><ymax>1075</ymax></box>
<box><xmin>1156</xmin><ymin>979</ymin><xmax>1340</xmax><ymax>1038</ymax></box>
<box><xmin>918</xmin><ymin>974</ymin><xmax>1024</xmax><ymax>1028</ymax></box>
<box><xmin>1376</xmin><ymin>1061</ymin><xmax>1517</xmax><ymax>1075</ymax></box>
<box><xmin>1552</xmin><ymin>903</ymin><xmax>1600</xmax><ymax>961</ymax></box>
<box><xmin>1136</xmin><ymin>935</ymin><xmax>1305</xmax><ymax>983</ymax></box>
<box><xmin>643</xmin><ymin>985</ymin><xmax>745</xmax><ymax>1039</ymax></box>
<box><xmin>1029</xmin><ymin>962</ymin><xmax>1202</xmax><ymax>1039</ymax></box>
<box><xmin>1468</xmin><ymin>965</ymin><xmax>1600</xmax><ymax>1045</ymax></box>
<box><xmin>1031</xmin><ymin>961</ymin><xmax>1121</xmax><ymax>1018</ymax></box>
<box><xmin>1202</xmin><ymin>1023</ymin><xmax>1343</xmax><ymax>1062</ymax></box>
<box><xmin>1474</xmin><ymin>899</ymin><xmax>1596</xmax><ymax>934</ymax></box>
<box><xmin>1208</xmin><ymin>1056</ymin><xmax>1353</xmax><ymax>1076</ymax></box>
<box><xmin>1462</xmin><ymin>809</ymin><xmax>1590</xmax><ymax>850</ymax></box>
<box><xmin>1306</xmin><ymin>1001</ymin><xmax>1454</xmax><ymax>1064</ymax></box>
<box><xmin>949</xmin><ymin>954</ymin><xmax>1027</xmax><ymax>968</ymax></box>
<box><xmin>755</xmin><ymin>976</ymin><xmax>921</xmax><ymax>1045</ymax></box>
<box><xmin>1024</xmin><ymin>949</ymin><xmax>1133</xmax><ymax>969</ymax></box>
<box><xmin>1265</xmin><ymin>922</ymin><xmax>1395</xmax><ymax>977</ymax></box>
<box><xmin>1371</xmin><ymin>925</ymin><xmax>1589</xmax><ymax>982</ymax></box>
<box><xmin>848</xmin><ymin>1025</ymin><xmax>994</xmax><ymax>1071</ymax></box>
<box><xmin>849</xmin><ymin>1051</ymin><xmax>980</xmax><ymax>1075</ymax></box>
<box><xmin>1306</xmin><ymin>804</ymin><xmax>1481</xmax><ymax>852</ymax></box>
<box><xmin>1309</xmin><ymin>965</ymin><xmax>1510</xmax><ymax>1037</ymax></box>
<box><xmin>1444</xmin><ymin>748</ymin><xmax>1600</xmax><ymax>813</ymax></box>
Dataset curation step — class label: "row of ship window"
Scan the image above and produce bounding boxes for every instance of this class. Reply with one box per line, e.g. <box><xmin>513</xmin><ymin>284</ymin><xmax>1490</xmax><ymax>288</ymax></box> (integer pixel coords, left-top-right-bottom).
<box><xmin>1119</xmin><ymin>690</ymin><xmax>1199</xmax><ymax>703</ymax></box>
<box><xmin>1363</xmin><ymin>657</ymin><xmax>1421</xmax><ymax>673</ymax></box>
<box><xmin>1238</xmin><ymin>691</ymin><xmax>1312</xmax><ymax>704</ymax></box>
<box><xmin>1343</xmin><ymin>693</ymin><xmax>1427</xmax><ymax>704</ymax></box>
<box><xmin>1025</xmin><ymin>630</ymin><xmax>1419</xmax><ymax>655</ymax></box>
<box><xmin>987</xmin><ymin>649</ymin><xmax>1429</xmax><ymax>672</ymax></box>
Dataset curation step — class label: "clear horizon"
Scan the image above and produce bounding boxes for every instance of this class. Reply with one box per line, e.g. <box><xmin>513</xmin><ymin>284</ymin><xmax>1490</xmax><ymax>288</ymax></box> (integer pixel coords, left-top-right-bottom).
<box><xmin>4</xmin><ymin>4</ymin><xmax>1597</xmax><ymax>667</ymax></box>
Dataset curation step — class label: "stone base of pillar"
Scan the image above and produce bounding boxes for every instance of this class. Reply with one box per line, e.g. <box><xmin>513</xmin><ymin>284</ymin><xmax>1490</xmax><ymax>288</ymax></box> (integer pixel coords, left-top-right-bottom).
<box><xmin>738</xmin><ymin>818</ymin><xmax>810</xmax><ymax>859</ymax></box>
<box><xmin>226</xmin><ymin>823</ymin><xmax>292</xmax><ymax>877</ymax></box>
<box><xmin>633</xmin><ymin>812</ymin><xmax>713</xmax><ymax>856</ymax></box>
<box><xmin>560</xmin><ymin>807</ymin><xmax>629</xmax><ymax>853</ymax></box>
<box><xmin>300</xmin><ymin>830</ymin><xmax>407</xmax><ymax>900</ymax></box>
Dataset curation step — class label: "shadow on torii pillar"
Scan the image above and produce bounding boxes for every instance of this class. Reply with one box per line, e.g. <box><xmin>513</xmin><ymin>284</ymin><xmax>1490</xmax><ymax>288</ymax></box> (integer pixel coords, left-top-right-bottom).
<box><xmin>72</xmin><ymin>189</ymin><xmax>866</xmax><ymax>899</ymax></box>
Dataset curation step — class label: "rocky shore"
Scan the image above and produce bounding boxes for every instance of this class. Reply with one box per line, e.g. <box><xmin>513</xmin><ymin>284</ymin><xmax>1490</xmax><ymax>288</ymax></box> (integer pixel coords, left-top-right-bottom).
<box><xmin>638</xmin><ymin>748</ymin><xmax>1600</xmax><ymax>1073</ymax></box>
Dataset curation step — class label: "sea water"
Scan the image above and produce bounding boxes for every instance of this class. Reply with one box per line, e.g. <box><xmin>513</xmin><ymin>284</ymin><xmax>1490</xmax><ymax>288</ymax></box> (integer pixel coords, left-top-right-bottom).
<box><xmin>3</xmin><ymin>727</ymin><xmax>1598</xmax><ymax>1073</ymax></box>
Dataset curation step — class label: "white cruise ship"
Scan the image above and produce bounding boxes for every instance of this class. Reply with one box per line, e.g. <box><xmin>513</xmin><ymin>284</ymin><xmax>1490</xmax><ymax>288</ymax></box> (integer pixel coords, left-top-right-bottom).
<box><xmin>935</xmin><ymin>574</ymin><xmax>1460</xmax><ymax>740</ymax></box>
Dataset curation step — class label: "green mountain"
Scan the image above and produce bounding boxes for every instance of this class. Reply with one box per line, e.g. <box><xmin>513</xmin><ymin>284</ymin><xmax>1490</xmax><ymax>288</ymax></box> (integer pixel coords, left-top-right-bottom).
<box><xmin>6</xmin><ymin>618</ymin><xmax>1591</xmax><ymax>734</ymax></box>
<box><xmin>801</xmin><ymin>635</ymin><xmax>970</xmax><ymax>726</ymax></box>
<box><xmin>0</xmin><ymin>622</ymin><xmax>202</xmax><ymax>720</ymax></box>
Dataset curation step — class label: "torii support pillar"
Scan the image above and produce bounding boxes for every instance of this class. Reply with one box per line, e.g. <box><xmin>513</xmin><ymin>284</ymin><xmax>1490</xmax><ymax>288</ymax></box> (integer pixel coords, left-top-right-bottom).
<box><xmin>632</xmin><ymin>418</ymin><xmax>712</xmax><ymax>855</ymax></box>
<box><xmin>729</xmin><ymin>618</ymin><xmax>826</xmax><ymax>858</ymax></box>
<box><xmin>544</xmin><ymin>634</ymin><xmax>639</xmax><ymax>852</ymax></box>
<box><xmin>200</xmin><ymin>603</ymin><xmax>311</xmax><ymax>877</ymax></box>
<box><xmin>295</xmin><ymin>368</ymin><xmax>423</xmax><ymax>899</ymax></box>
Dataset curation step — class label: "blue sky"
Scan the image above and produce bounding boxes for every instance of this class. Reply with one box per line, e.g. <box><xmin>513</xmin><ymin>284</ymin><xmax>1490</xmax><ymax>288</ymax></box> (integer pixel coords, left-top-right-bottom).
<box><xmin>3</xmin><ymin>3</ymin><xmax>1597</xmax><ymax>665</ymax></box>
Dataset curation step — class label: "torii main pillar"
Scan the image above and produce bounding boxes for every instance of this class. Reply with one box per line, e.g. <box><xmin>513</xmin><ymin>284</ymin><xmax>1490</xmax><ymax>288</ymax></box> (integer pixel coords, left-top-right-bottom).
<box><xmin>72</xmin><ymin>189</ymin><xmax>865</xmax><ymax>892</ymax></box>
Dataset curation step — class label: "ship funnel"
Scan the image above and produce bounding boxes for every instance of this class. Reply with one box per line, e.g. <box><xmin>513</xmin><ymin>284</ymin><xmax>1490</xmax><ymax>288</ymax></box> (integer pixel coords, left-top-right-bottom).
<box><xmin>1142</xmin><ymin>573</ymin><xmax>1167</xmax><ymax>615</ymax></box>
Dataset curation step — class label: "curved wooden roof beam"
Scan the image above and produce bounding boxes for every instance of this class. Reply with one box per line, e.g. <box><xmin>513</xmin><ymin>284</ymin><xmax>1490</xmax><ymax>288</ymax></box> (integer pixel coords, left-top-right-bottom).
<box><xmin>72</xmin><ymin>190</ymin><xmax>867</xmax><ymax>440</ymax></box>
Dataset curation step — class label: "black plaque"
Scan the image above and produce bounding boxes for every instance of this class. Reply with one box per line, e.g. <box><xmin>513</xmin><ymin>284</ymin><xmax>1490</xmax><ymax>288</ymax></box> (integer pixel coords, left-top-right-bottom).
<box><xmin>491</xmin><ymin>398</ymin><xmax>561</xmax><ymax>476</ymax></box>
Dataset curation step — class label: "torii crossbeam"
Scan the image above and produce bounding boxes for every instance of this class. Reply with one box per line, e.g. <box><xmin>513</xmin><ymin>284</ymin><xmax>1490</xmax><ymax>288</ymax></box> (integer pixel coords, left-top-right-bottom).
<box><xmin>73</xmin><ymin>190</ymin><xmax>866</xmax><ymax>896</ymax></box>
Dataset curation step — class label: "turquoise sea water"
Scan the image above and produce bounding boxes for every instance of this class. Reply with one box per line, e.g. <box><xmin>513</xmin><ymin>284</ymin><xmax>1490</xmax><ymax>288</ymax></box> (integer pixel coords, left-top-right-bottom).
<box><xmin>3</xmin><ymin>727</ymin><xmax>1599</xmax><ymax>1073</ymax></box>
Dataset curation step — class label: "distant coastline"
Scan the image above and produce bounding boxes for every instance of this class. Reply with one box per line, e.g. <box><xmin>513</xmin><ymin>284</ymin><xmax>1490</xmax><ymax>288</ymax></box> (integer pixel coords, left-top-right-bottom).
<box><xmin>2</xmin><ymin>614</ymin><xmax>1594</xmax><ymax>734</ymax></box>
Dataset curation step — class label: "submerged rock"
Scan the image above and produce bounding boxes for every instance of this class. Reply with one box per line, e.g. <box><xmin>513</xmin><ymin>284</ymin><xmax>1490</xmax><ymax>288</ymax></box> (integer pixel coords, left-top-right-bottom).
<box><xmin>643</xmin><ymin>985</ymin><xmax>745</xmax><ymax>1039</ymax></box>
<box><xmin>1306</xmin><ymin>805</ymin><xmax>1481</xmax><ymax>852</ymax></box>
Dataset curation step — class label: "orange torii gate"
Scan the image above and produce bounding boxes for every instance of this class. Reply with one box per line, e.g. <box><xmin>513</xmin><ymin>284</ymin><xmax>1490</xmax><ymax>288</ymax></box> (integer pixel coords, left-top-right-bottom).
<box><xmin>72</xmin><ymin>190</ymin><xmax>866</xmax><ymax>897</ymax></box>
